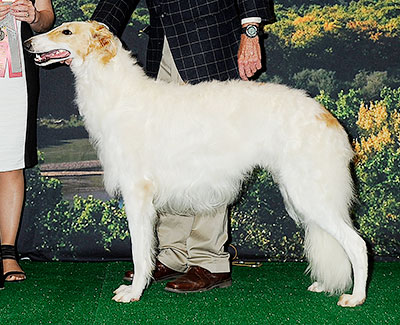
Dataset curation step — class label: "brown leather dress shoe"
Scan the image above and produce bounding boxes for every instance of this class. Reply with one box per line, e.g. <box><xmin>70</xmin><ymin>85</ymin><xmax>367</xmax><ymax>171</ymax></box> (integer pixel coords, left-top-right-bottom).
<box><xmin>165</xmin><ymin>266</ymin><xmax>231</xmax><ymax>293</ymax></box>
<box><xmin>123</xmin><ymin>260</ymin><xmax>183</xmax><ymax>282</ymax></box>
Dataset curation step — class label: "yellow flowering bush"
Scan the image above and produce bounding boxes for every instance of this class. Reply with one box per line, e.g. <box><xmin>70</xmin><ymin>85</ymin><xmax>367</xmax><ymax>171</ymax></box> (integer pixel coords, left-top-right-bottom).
<box><xmin>263</xmin><ymin>1</ymin><xmax>400</xmax><ymax>98</ymax></box>
<box><xmin>322</xmin><ymin>87</ymin><xmax>400</xmax><ymax>257</ymax></box>
<box><xmin>267</xmin><ymin>1</ymin><xmax>400</xmax><ymax>48</ymax></box>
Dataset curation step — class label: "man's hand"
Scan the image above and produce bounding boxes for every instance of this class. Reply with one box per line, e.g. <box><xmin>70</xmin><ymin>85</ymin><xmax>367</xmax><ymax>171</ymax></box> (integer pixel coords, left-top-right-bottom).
<box><xmin>237</xmin><ymin>24</ymin><xmax>262</xmax><ymax>81</ymax></box>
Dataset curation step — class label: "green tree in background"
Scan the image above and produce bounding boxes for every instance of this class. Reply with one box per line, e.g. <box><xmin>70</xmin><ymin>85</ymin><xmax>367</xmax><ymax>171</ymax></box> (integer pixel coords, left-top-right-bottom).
<box><xmin>292</xmin><ymin>68</ymin><xmax>338</xmax><ymax>97</ymax></box>
<box><xmin>36</xmin><ymin>196</ymin><xmax>129</xmax><ymax>259</ymax></box>
<box><xmin>51</xmin><ymin>0</ymin><xmax>149</xmax><ymax>27</ymax></box>
<box><xmin>263</xmin><ymin>0</ymin><xmax>400</xmax><ymax>98</ymax></box>
<box><xmin>352</xmin><ymin>88</ymin><xmax>400</xmax><ymax>258</ymax></box>
<box><xmin>52</xmin><ymin>0</ymin><xmax>85</xmax><ymax>24</ymax></box>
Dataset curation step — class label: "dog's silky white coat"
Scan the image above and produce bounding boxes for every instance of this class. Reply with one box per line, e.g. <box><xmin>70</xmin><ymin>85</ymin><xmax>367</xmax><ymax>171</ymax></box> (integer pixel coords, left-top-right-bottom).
<box><xmin>25</xmin><ymin>21</ymin><xmax>368</xmax><ymax>307</ymax></box>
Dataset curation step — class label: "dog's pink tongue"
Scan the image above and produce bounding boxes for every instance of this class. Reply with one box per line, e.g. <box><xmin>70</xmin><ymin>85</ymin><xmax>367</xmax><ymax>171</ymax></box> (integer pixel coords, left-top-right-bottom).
<box><xmin>45</xmin><ymin>50</ymin><xmax>69</xmax><ymax>60</ymax></box>
<box><xmin>37</xmin><ymin>50</ymin><xmax>70</xmax><ymax>63</ymax></box>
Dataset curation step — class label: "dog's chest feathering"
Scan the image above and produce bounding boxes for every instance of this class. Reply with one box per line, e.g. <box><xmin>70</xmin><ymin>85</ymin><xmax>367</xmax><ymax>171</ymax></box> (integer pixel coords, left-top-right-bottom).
<box><xmin>93</xmin><ymin>116</ymin><xmax>252</xmax><ymax>213</ymax></box>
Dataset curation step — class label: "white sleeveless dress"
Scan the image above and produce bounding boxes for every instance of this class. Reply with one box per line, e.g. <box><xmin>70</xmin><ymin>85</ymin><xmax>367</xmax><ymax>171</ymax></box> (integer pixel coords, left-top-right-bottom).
<box><xmin>0</xmin><ymin>19</ymin><xmax>28</xmax><ymax>172</ymax></box>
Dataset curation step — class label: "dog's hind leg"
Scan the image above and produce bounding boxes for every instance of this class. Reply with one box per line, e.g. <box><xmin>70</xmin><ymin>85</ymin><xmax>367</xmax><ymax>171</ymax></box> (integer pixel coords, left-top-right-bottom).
<box><xmin>112</xmin><ymin>179</ymin><xmax>157</xmax><ymax>303</ymax></box>
<box><xmin>278</xmin><ymin>169</ymin><xmax>367</xmax><ymax>307</ymax></box>
<box><xmin>304</xmin><ymin>218</ymin><xmax>367</xmax><ymax>307</ymax></box>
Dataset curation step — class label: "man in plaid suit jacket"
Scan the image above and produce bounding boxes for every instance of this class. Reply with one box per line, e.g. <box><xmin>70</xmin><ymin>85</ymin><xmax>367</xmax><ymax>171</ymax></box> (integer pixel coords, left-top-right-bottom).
<box><xmin>92</xmin><ymin>0</ymin><xmax>276</xmax><ymax>293</ymax></box>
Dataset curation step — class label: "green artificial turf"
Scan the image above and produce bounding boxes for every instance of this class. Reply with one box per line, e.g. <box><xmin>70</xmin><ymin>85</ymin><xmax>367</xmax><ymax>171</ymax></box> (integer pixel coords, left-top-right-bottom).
<box><xmin>0</xmin><ymin>261</ymin><xmax>399</xmax><ymax>324</ymax></box>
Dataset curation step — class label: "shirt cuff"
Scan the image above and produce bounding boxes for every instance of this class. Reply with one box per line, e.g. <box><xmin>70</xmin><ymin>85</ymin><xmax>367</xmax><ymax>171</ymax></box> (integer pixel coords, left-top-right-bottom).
<box><xmin>241</xmin><ymin>17</ymin><xmax>262</xmax><ymax>25</ymax></box>
<box><xmin>95</xmin><ymin>21</ymin><xmax>110</xmax><ymax>30</ymax></box>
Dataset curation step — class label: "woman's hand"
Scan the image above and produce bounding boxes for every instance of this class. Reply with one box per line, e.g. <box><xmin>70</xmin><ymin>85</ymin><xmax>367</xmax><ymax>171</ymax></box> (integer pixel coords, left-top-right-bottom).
<box><xmin>7</xmin><ymin>0</ymin><xmax>54</xmax><ymax>33</ymax></box>
<box><xmin>0</xmin><ymin>2</ymin><xmax>11</xmax><ymax>22</ymax></box>
<box><xmin>10</xmin><ymin>0</ymin><xmax>37</xmax><ymax>24</ymax></box>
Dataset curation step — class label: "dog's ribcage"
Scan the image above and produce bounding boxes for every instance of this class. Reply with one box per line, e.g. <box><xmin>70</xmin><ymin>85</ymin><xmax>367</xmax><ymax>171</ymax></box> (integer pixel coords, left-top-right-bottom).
<box><xmin>73</xmin><ymin>49</ymin><xmax>352</xmax><ymax>215</ymax></box>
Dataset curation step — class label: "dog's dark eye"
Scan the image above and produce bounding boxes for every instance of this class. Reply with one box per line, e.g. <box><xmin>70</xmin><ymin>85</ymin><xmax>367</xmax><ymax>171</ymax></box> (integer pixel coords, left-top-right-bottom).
<box><xmin>62</xmin><ymin>29</ymin><xmax>72</xmax><ymax>35</ymax></box>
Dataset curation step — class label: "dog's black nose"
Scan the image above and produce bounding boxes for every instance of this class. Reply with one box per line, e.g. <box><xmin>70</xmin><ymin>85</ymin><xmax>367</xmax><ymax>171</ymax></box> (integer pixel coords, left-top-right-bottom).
<box><xmin>23</xmin><ymin>39</ymin><xmax>32</xmax><ymax>51</ymax></box>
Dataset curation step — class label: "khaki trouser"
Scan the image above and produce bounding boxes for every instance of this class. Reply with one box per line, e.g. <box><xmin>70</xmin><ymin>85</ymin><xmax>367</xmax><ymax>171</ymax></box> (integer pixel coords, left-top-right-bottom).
<box><xmin>155</xmin><ymin>38</ymin><xmax>230</xmax><ymax>273</ymax></box>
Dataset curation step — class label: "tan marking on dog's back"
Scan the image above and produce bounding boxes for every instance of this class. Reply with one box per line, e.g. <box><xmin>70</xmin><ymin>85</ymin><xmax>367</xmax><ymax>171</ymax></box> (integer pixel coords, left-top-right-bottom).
<box><xmin>317</xmin><ymin>107</ymin><xmax>341</xmax><ymax>128</ymax></box>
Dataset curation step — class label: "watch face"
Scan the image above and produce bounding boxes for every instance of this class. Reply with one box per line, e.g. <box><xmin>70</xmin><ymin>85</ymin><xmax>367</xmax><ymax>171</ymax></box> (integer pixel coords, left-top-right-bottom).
<box><xmin>246</xmin><ymin>25</ymin><xmax>258</xmax><ymax>38</ymax></box>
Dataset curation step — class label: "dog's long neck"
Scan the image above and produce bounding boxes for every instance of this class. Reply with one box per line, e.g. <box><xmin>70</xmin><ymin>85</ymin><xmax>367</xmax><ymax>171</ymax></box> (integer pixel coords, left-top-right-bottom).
<box><xmin>70</xmin><ymin>42</ymin><xmax>151</xmax><ymax>144</ymax></box>
<box><xmin>71</xmin><ymin>43</ymin><xmax>148</xmax><ymax>91</ymax></box>
<box><xmin>71</xmin><ymin>42</ymin><xmax>149</xmax><ymax>112</ymax></box>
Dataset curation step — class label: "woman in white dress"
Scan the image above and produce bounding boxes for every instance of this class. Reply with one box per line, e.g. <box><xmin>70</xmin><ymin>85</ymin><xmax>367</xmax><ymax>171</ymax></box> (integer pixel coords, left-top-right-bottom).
<box><xmin>0</xmin><ymin>0</ymin><xmax>54</xmax><ymax>286</ymax></box>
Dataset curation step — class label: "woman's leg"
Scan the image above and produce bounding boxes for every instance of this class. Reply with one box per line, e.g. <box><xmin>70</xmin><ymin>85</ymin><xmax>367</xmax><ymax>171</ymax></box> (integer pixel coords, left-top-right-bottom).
<box><xmin>0</xmin><ymin>169</ymin><xmax>25</xmax><ymax>281</ymax></box>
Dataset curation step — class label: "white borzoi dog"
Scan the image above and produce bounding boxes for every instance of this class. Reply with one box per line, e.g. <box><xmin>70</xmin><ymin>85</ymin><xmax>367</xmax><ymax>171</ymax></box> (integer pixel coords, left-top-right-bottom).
<box><xmin>25</xmin><ymin>21</ymin><xmax>368</xmax><ymax>307</ymax></box>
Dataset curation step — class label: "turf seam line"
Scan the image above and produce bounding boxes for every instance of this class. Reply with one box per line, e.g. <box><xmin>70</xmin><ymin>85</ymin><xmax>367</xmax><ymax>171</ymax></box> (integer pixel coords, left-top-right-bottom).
<box><xmin>92</xmin><ymin>263</ymin><xmax>110</xmax><ymax>325</ymax></box>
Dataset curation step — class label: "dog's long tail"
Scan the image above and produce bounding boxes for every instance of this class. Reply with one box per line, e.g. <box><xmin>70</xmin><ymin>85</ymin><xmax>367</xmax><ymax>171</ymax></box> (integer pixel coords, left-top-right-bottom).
<box><xmin>304</xmin><ymin>223</ymin><xmax>352</xmax><ymax>294</ymax></box>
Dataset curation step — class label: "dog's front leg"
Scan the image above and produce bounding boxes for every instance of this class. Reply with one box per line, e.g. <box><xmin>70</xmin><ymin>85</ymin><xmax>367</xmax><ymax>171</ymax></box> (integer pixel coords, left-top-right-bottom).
<box><xmin>112</xmin><ymin>180</ymin><xmax>157</xmax><ymax>303</ymax></box>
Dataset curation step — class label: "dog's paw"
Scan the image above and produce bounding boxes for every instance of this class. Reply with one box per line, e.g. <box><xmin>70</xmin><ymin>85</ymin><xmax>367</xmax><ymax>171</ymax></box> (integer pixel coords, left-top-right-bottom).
<box><xmin>112</xmin><ymin>284</ymin><xmax>141</xmax><ymax>303</ymax></box>
<box><xmin>307</xmin><ymin>282</ymin><xmax>325</xmax><ymax>293</ymax></box>
<box><xmin>113</xmin><ymin>284</ymin><xmax>129</xmax><ymax>294</ymax></box>
<box><xmin>337</xmin><ymin>293</ymin><xmax>366</xmax><ymax>307</ymax></box>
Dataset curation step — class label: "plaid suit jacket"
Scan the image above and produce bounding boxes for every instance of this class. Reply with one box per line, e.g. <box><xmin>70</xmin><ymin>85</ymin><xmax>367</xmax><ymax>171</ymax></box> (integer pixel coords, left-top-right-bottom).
<box><xmin>92</xmin><ymin>0</ymin><xmax>276</xmax><ymax>84</ymax></box>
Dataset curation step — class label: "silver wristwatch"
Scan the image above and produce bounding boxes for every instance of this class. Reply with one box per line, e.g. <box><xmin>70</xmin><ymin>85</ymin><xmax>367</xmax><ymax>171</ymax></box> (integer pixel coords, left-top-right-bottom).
<box><xmin>242</xmin><ymin>24</ymin><xmax>259</xmax><ymax>38</ymax></box>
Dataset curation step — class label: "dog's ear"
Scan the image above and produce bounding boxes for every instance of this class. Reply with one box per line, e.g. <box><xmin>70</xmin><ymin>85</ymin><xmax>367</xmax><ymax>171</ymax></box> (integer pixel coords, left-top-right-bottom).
<box><xmin>89</xmin><ymin>21</ymin><xmax>117</xmax><ymax>65</ymax></box>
